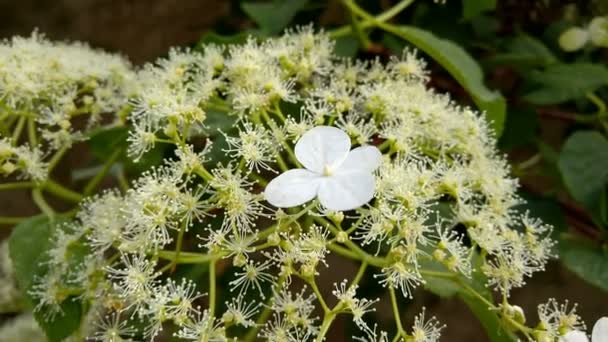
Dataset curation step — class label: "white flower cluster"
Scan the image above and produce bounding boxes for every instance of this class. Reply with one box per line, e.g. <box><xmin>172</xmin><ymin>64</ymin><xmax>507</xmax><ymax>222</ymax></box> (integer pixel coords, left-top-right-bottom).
<box><xmin>0</xmin><ymin>32</ymin><xmax>135</xmax><ymax>182</ymax></box>
<box><xmin>0</xmin><ymin>137</ymin><xmax>47</xmax><ymax>181</ymax></box>
<box><xmin>21</xmin><ymin>27</ymin><xmax>579</xmax><ymax>341</ymax></box>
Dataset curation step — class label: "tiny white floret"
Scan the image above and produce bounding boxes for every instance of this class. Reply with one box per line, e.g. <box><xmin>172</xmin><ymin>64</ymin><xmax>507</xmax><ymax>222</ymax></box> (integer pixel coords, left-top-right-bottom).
<box><xmin>264</xmin><ymin>126</ymin><xmax>382</xmax><ymax>211</ymax></box>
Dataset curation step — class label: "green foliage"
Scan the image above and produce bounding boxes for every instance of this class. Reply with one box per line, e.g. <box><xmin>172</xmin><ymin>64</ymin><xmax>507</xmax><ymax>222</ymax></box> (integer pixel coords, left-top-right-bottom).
<box><xmin>388</xmin><ymin>26</ymin><xmax>507</xmax><ymax>137</ymax></box>
<box><xmin>422</xmin><ymin>258</ymin><xmax>518</xmax><ymax>342</ymax></box>
<box><xmin>88</xmin><ymin>126</ymin><xmax>168</xmax><ymax>174</ymax></box>
<box><xmin>241</xmin><ymin>0</ymin><xmax>309</xmax><ymax>35</ymax></box>
<box><xmin>498</xmin><ymin>107</ymin><xmax>538</xmax><ymax>150</ymax></box>
<box><xmin>559</xmin><ymin>238</ymin><xmax>608</xmax><ymax>292</ymax></box>
<box><xmin>462</xmin><ymin>0</ymin><xmax>496</xmax><ymax>20</ymax></box>
<box><xmin>204</xmin><ymin>109</ymin><xmax>239</xmax><ymax>165</ymax></box>
<box><xmin>558</xmin><ymin>131</ymin><xmax>608</xmax><ymax>225</ymax></box>
<box><xmin>486</xmin><ymin>33</ymin><xmax>557</xmax><ymax>69</ymax></box>
<box><xmin>524</xmin><ymin>63</ymin><xmax>608</xmax><ymax>105</ymax></box>
<box><xmin>8</xmin><ymin>216</ymin><xmax>83</xmax><ymax>342</ymax></box>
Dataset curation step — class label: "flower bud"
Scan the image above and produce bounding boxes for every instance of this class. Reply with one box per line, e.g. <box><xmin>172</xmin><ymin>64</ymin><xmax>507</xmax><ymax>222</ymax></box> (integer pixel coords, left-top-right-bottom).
<box><xmin>329</xmin><ymin>211</ymin><xmax>345</xmax><ymax>225</ymax></box>
<box><xmin>336</xmin><ymin>231</ymin><xmax>348</xmax><ymax>243</ymax></box>
<box><xmin>233</xmin><ymin>253</ymin><xmax>247</xmax><ymax>267</ymax></box>
<box><xmin>589</xmin><ymin>17</ymin><xmax>608</xmax><ymax>48</ymax></box>
<box><xmin>559</xmin><ymin>27</ymin><xmax>589</xmax><ymax>52</ymax></box>
<box><xmin>267</xmin><ymin>232</ymin><xmax>281</xmax><ymax>246</ymax></box>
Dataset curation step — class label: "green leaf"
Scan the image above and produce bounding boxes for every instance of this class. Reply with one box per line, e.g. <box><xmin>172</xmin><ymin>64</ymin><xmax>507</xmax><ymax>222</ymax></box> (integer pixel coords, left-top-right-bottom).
<box><xmin>9</xmin><ymin>216</ymin><xmax>82</xmax><ymax>342</ymax></box>
<box><xmin>462</xmin><ymin>0</ymin><xmax>496</xmax><ymax>19</ymax></box>
<box><xmin>459</xmin><ymin>290</ymin><xmax>518</xmax><ymax>342</ymax></box>
<box><xmin>486</xmin><ymin>33</ymin><xmax>556</xmax><ymax>69</ymax></box>
<box><xmin>389</xmin><ymin>26</ymin><xmax>507</xmax><ymax>137</ymax></box>
<box><xmin>524</xmin><ymin>63</ymin><xmax>608</xmax><ymax>105</ymax></box>
<box><xmin>459</xmin><ymin>257</ymin><xmax>519</xmax><ymax>342</ymax></box>
<box><xmin>559</xmin><ymin>238</ymin><xmax>608</xmax><ymax>292</ymax></box>
<box><xmin>88</xmin><ymin>126</ymin><xmax>167</xmax><ymax>174</ymax></box>
<box><xmin>334</xmin><ymin>35</ymin><xmax>360</xmax><ymax>58</ymax></box>
<box><xmin>498</xmin><ymin>107</ymin><xmax>538</xmax><ymax>150</ymax></box>
<box><xmin>558</xmin><ymin>131</ymin><xmax>608</xmax><ymax>224</ymax></box>
<box><xmin>205</xmin><ymin>109</ymin><xmax>239</xmax><ymax>165</ymax></box>
<box><xmin>241</xmin><ymin>0</ymin><xmax>309</xmax><ymax>35</ymax></box>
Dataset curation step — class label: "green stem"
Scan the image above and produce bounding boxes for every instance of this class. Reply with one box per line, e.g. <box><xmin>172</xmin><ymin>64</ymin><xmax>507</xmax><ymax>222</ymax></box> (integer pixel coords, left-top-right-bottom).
<box><xmin>27</xmin><ymin>118</ymin><xmax>37</xmax><ymax>147</ymax></box>
<box><xmin>169</xmin><ymin>220</ymin><xmax>188</xmax><ymax>272</ymax></box>
<box><xmin>0</xmin><ymin>216</ymin><xmax>27</xmax><ymax>225</ymax></box>
<box><xmin>117</xmin><ymin>167</ymin><xmax>129</xmax><ymax>193</ymax></box>
<box><xmin>308</xmin><ymin>276</ymin><xmax>331</xmax><ymax>313</ymax></box>
<box><xmin>351</xmin><ymin>261</ymin><xmax>368</xmax><ymax>287</ymax></box>
<box><xmin>47</xmin><ymin>146</ymin><xmax>68</xmax><ymax>172</ymax></box>
<box><xmin>315</xmin><ymin>312</ymin><xmax>337</xmax><ymax>342</ymax></box>
<box><xmin>44</xmin><ymin>180</ymin><xmax>83</xmax><ymax>203</ymax></box>
<box><xmin>11</xmin><ymin>116</ymin><xmax>26</xmax><ymax>144</ymax></box>
<box><xmin>32</xmin><ymin>188</ymin><xmax>55</xmax><ymax>220</ymax></box>
<box><xmin>315</xmin><ymin>216</ymin><xmax>386</xmax><ymax>267</ymax></box>
<box><xmin>208</xmin><ymin>260</ymin><xmax>217</xmax><ymax>317</ymax></box>
<box><xmin>0</xmin><ymin>181</ymin><xmax>34</xmax><ymax>191</ymax></box>
<box><xmin>194</xmin><ymin>165</ymin><xmax>214</xmax><ymax>183</ymax></box>
<box><xmin>587</xmin><ymin>92</ymin><xmax>607</xmax><ymax>116</ymax></box>
<box><xmin>157</xmin><ymin>250</ymin><xmax>224</xmax><ymax>264</ymax></box>
<box><xmin>83</xmin><ymin>149</ymin><xmax>121</xmax><ymax>196</ymax></box>
<box><xmin>244</xmin><ymin>276</ymin><xmax>286</xmax><ymax>342</ymax></box>
<box><xmin>389</xmin><ymin>285</ymin><xmax>407</xmax><ymax>338</ymax></box>
<box><xmin>330</xmin><ymin>0</ymin><xmax>416</xmax><ymax>38</ymax></box>
<box><xmin>349</xmin><ymin>9</ymin><xmax>371</xmax><ymax>49</ymax></box>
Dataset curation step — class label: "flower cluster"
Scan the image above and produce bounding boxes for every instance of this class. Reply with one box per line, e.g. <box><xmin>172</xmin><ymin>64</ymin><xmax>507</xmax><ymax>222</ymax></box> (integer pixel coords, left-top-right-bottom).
<box><xmin>0</xmin><ymin>32</ymin><xmax>135</xmax><ymax>182</ymax></box>
<box><xmin>15</xmin><ymin>27</ymin><xmax>598</xmax><ymax>341</ymax></box>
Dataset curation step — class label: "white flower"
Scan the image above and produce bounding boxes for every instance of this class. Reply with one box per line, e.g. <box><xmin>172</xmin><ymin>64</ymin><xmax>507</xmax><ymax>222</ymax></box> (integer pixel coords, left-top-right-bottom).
<box><xmin>264</xmin><ymin>126</ymin><xmax>381</xmax><ymax>211</ymax></box>
<box><xmin>561</xmin><ymin>317</ymin><xmax>608</xmax><ymax>342</ymax></box>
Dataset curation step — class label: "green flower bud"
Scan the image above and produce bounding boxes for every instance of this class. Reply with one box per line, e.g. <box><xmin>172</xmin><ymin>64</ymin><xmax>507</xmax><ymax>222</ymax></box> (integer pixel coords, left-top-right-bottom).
<box><xmin>558</xmin><ymin>27</ymin><xmax>589</xmax><ymax>52</ymax></box>
<box><xmin>589</xmin><ymin>16</ymin><xmax>608</xmax><ymax>48</ymax></box>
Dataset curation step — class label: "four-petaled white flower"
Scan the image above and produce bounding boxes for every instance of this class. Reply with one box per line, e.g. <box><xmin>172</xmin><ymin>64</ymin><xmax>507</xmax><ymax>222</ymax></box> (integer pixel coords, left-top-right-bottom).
<box><xmin>264</xmin><ymin>126</ymin><xmax>381</xmax><ymax>211</ymax></box>
<box><xmin>561</xmin><ymin>317</ymin><xmax>608</xmax><ymax>342</ymax></box>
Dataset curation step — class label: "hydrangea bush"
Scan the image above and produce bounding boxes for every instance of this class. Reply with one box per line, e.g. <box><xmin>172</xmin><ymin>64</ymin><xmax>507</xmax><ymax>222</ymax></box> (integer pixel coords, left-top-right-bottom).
<box><xmin>1</xmin><ymin>27</ymin><xmax>607</xmax><ymax>342</ymax></box>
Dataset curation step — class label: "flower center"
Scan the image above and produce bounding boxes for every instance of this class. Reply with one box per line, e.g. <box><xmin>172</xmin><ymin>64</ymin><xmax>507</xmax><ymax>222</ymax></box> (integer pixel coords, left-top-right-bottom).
<box><xmin>323</xmin><ymin>164</ymin><xmax>334</xmax><ymax>176</ymax></box>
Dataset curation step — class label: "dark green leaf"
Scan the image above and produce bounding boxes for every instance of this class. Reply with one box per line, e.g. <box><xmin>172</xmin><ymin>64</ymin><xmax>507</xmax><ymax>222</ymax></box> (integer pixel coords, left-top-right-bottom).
<box><xmin>471</xmin><ymin>15</ymin><xmax>500</xmax><ymax>39</ymax></box>
<box><xmin>88</xmin><ymin>126</ymin><xmax>128</xmax><ymax>161</ymax></box>
<box><xmin>9</xmin><ymin>216</ymin><xmax>51</xmax><ymax>292</ymax></box>
<box><xmin>459</xmin><ymin>256</ymin><xmax>519</xmax><ymax>342</ymax></box>
<box><xmin>498</xmin><ymin>107</ymin><xmax>538</xmax><ymax>150</ymax></box>
<box><xmin>388</xmin><ymin>26</ymin><xmax>507</xmax><ymax>137</ymax></box>
<box><xmin>486</xmin><ymin>33</ymin><xmax>556</xmax><ymax>69</ymax></box>
<box><xmin>524</xmin><ymin>63</ymin><xmax>608</xmax><ymax>105</ymax></box>
<box><xmin>88</xmin><ymin>126</ymin><xmax>167</xmax><ymax>174</ymax></box>
<box><xmin>9</xmin><ymin>216</ymin><xmax>83</xmax><ymax>341</ymax></box>
<box><xmin>334</xmin><ymin>35</ymin><xmax>360</xmax><ymax>58</ymax></box>
<box><xmin>459</xmin><ymin>290</ymin><xmax>519</xmax><ymax>342</ymax></box>
<box><xmin>421</xmin><ymin>262</ymin><xmax>460</xmax><ymax>298</ymax></box>
<box><xmin>462</xmin><ymin>0</ymin><xmax>496</xmax><ymax>19</ymax></box>
<box><xmin>558</xmin><ymin>131</ymin><xmax>608</xmax><ymax>224</ymax></box>
<box><xmin>559</xmin><ymin>237</ymin><xmax>608</xmax><ymax>292</ymax></box>
<box><xmin>205</xmin><ymin>109</ymin><xmax>239</xmax><ymax>165</ymax></box>
<box><xmin>241</xmin><ymin>0</ymin><xmax>309</xmax><ymax>35</ymax></box>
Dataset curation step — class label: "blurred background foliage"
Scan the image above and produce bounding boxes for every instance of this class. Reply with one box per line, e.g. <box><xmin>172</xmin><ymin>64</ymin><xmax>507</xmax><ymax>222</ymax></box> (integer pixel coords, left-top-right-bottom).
<box><xmin>1</xmin><ymin>0</ymin><xmax>607</xmax><ymax>340</ymax></box>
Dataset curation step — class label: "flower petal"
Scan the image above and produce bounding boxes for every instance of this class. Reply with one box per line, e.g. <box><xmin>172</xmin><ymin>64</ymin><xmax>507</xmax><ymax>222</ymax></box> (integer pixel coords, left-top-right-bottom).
<box><xmin>560</xmin><ymin>331</ymin><xmax>589</xmax><ymax>342</ymax></box>
<box><xmin>317</xmin><ymin>171</ymin><xmax>375</xmax><ymax>211</ymax></box>
<box><xmin>592</xmin><ymin>317</ymin><xmax>608</xmax><ymax>342</ymax></box>
<box><xmin>264</xmin><ymin>169</ymin><xmax>321</xmax><ymax>208</ymax></box>
<box><xmin>337</xmin><ymin>145</ymin><xmax>382</xmax><ymax>173</ymax></box>
<box><xmin>295</xmin><ymin>126</ymin><xmax>351</xmax><ymax>173</ymax></box>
